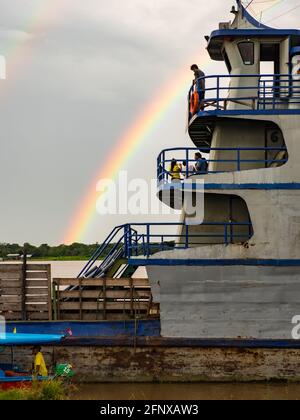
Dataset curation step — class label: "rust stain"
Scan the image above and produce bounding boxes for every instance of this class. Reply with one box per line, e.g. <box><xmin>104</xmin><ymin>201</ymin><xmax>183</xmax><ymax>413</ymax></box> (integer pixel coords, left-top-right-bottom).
<box><xmin>2</xmin><ymin>345</ymin><xmax>300</xmax><ymax>383</ymax></box>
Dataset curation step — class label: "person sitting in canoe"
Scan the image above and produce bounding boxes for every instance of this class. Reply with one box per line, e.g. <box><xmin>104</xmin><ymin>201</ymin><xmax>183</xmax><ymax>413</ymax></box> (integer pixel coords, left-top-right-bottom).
<box><xmin>32</xmin><ymin>346</ymin><xmax>48</xmax><ymax>377</ymax></box>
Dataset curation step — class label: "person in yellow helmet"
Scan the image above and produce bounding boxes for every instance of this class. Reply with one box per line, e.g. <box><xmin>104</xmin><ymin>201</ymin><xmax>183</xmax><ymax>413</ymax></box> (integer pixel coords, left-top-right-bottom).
<box><xmin>32</xmin><ymin>346</ymin><xmax>48</xmax><ymax>377</ymax></box>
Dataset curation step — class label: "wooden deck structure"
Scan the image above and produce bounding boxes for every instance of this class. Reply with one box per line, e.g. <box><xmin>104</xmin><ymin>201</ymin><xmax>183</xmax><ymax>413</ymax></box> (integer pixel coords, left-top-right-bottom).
<box><xmin>0</xmin><ymin>263</ymin><xmax>52</xmax><ymax>321</ymax></box>
<box><xmin>53</xmin><ymin>277</ymin><xmax>158</xmax><ymax>321</ymax></box>
<box><xmin>0</xmin><ymin>263</ymin><xmax>158</xmax><ymax>321</ymax></box>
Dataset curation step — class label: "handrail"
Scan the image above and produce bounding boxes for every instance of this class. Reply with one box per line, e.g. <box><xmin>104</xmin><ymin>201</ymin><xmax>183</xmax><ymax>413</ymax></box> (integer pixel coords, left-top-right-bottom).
<box><xmin>157</xmin><ymin>146</ymin><xmax>288</xmax><ymax>183</ymax></box>
<box><xmin>78</xmin><ymin>221</ymin><xmax>253</xmax><ymax>277</ymax></box>
<box><xmin>126</xmin><ymin>222</ymin><xmax>253</xmax><ymax>256</ymax></box>
<box><xmin>188</xmin><ymin>73</ymin><xmax>300</xmax><ymax>115</ymax></box>
<box><xmin>78</xmin><ymin>225</ymin><xmax>127</xmax><ymax>278</ymax></box>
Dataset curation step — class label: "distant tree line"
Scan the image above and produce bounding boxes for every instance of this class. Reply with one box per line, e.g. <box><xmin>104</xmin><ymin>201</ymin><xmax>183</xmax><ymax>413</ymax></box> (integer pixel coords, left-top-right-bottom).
<box><xmin>0</xmin><ymin>242</ymin><xmax>106</xmax><ymax>259</ymax></box>
<box><xmin>0</xmin><ymin>240</ymin><xmax>176</xmax><ymax>260</ymax></box>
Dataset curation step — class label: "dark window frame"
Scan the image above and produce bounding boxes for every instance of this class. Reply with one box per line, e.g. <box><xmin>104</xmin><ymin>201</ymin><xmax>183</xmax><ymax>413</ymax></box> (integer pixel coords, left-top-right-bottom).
<box><xmin>238</xmin><ymin>42</ymin><xmax>255</xmax><ymax>65</ymax></box>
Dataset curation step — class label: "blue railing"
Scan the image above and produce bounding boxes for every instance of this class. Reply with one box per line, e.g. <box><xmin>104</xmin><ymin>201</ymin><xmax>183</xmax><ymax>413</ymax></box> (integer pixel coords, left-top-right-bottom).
<box><xmin>157</xmin><ymin>147</ymin><xmax>287</xmax><ymax>183</ymax></box>
<box><xmin>188</xmin><ymin>74</ymin><xmax>300</xmax><ymax>116</ymax></box>
<box><xmin>79</xmin><ymin>222</ymin><xmax>253</xmax><ymax>277</ymax></box>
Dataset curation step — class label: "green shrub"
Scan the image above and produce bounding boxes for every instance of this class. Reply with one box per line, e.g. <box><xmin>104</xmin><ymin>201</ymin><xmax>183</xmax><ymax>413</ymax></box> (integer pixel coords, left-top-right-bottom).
<box><xmin>0</xmin><ymin>380</ymin><xmax>74</xmax><ymax>400</ymax></box>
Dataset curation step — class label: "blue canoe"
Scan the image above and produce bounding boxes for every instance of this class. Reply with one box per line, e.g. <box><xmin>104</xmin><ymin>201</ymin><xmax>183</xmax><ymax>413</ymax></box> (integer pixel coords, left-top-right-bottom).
<box><xmin>0</xmin><ymin>333</ymin><xmax>64</xmax><ymax>346</ymax></box>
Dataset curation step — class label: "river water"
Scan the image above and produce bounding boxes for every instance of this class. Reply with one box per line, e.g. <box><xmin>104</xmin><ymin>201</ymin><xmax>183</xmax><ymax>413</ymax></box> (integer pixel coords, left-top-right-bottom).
<box><xmin>73</xmin><ymin>382</ymin><xmax>300</xmax><ymax>400</ymax></box>
<box><xmin>2</xmin><ymin>260</ymin><xmax>300</xmax><ymax>400</ymax></box>
<box><xmin>0</xmin><ymin>260</ymin><xmax>147</xmax><ymax>279</ymax></box>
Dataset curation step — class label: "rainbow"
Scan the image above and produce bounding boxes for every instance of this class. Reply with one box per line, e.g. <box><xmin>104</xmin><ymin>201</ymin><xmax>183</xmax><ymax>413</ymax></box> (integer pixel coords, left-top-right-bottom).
<box><xmin>63</xmin><ymin>65</ymin><xmax>197</xmax><ymax>244</ymax></box>
<box><xmin>63</xmin><ymin>0</ymin><xmax>287</xmax><ymax>245</ymax></box>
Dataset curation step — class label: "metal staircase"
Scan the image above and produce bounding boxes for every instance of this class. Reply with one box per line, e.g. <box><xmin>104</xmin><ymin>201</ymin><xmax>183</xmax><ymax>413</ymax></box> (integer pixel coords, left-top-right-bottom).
<box><xmin>78</xmin><ymin>225</ymin><xmax>142</xmax><ymax>279</ymax></box>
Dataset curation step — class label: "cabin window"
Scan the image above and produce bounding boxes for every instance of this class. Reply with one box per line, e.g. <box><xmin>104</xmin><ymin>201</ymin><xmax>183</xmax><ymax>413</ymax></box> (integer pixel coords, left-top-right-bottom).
<box><xmin>238</xmin><ymin>42</ymin><xmax>254</xmax><ymax>65</ymax></box>
<box><xmin>222</xmin><ymin>50</ymin><xmax>232</xmax><ymax>73</ymax></box>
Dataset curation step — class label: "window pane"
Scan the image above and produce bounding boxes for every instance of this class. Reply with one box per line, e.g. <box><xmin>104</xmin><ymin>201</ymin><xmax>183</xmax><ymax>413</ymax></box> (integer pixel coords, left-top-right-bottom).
<box><xmin>238</xmin><ymin>42</ymin><xmax>254</xmax><ymax>65</ymax></box>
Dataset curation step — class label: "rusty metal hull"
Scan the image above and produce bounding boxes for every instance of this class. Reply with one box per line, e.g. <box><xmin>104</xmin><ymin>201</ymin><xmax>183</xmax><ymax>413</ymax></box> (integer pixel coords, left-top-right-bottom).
<box><xmin>2</xmin><ymin>342</ymin><xmax>300</xmax><ymax>383</ymax></box>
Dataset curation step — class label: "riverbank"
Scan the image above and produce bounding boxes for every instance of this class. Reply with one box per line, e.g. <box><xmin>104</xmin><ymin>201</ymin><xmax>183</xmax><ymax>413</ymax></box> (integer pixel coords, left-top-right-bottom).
<box><xmin>0</xmin><ymin>381</ymin><xmax>72</xmax><ymax>400</ymax></box>
<box><xmin>31</xmin><ymin>257</ymin><xmax>90</xmax><ymax>261</ymax></box>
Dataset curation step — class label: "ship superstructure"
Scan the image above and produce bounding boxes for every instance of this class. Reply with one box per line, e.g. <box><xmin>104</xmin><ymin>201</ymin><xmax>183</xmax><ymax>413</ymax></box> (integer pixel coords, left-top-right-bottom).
<box><xmin>80</xmin><ymin>1</ymin><xmax>300</xmax><ymax>340</ymax></box>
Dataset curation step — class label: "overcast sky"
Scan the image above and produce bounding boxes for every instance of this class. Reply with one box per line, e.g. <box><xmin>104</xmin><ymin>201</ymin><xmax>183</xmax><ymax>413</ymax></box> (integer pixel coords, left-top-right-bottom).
<box><xmin>0</xmin><ymin>0</ymin><xmax>299</xmax><ymax>245</ymax></box>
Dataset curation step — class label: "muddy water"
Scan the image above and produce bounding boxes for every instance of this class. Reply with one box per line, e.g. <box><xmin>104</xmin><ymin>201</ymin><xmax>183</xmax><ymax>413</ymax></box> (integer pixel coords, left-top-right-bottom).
<box><xmin>73</xmin><ymin>382</ymin><xmax>300</xmax><ymax>400</ymax></box>
<box><xmin>0</xmin><ymin>260</ymin><xmax>147</xmax><ymax>279</ymax></box>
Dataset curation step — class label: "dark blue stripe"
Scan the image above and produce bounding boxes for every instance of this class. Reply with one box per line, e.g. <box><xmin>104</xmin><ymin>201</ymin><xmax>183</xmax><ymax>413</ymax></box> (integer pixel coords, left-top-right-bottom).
<box><xmin>54</xmin><ymin>337</ymin><xmax>300</xmax><ymax>349</ymax></box>
<box><xmin>5</xmin><ymin>320</ymin><xmax>160</xmax><ymax>338</ymax></box>
<box><xmin>129</xmin><ymin>259</ymin><xmax>300</xmax><ymax>267</ymax></box>
<box><xmin>205</xmin><ymin>183</ymin><xmax>300</xmax><ymax>190</ymax></box>
<box><xmin>291</xmin><ymin>47</ymin><xmax>300</xmax><ymax>57</ymax></box>
<box><xmin>209</xmin><ymin>29</ymin><xmax>300</xmax><ymax>40</ymax></box>
<box><xmin>159</xmin><ymin>183</ymin><xmax>300</xmax><ymax>191</ymax></box>
<box><xmin>194</xmin><ymin>109</ymin><xmax>300</xmax><ymax>117</ymax></box>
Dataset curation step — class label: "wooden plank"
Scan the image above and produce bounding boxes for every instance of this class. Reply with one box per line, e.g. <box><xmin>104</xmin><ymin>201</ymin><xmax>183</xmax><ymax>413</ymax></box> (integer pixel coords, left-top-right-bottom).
<box><xmin>130</xmin><ymin>277</ymin><xmax>134</xmax><ymax>317</ymax></box>
<box><xmin>0</xmin><ymin>304</ymin><xmax>22</xmax><ymax>311</ymax></box>
<box><xmin>54</xmin><ymin>278</ymin><xmax>150</xmax><ymax>287</ymax></box>
<box><xmin>26</xmin><ymin>312</ymin><xmax>51</xmax><ymax>320</ymax></box>
<box><xmin>26</xmin><ymin>264</ymin><xmax>49</xmax><ymax>271</ymax></box>
<box><xmin>0</xmin><ymin>287</ymin><xmax>22</xmax><ymax>295</ymax></box>
<box><xmin>0</xmin><ymin>296</ymin><xmax>22</xmax><ymax>303</ymax></box>
<box><xmin>0</xmin><ymin>273</ymin><xmax>22</xmax><ymax>280</ymax></box>
<box><xmin>58</xmin><ymin>312</ymin><xmax>137</xmax><ymax>321</ymax></box>
<box><xmin>26</xmin><ymin>295</ymin><xmax>48</xmax><ymax>303</ymax></box>
<box><xmin>0</xmin><ymin>312</ymin><xmax>22</xmax><ymax>320</ymax></box>
<box><xmin>0</xmin><ymin>265</ymin><xmax>22</xmax><ymax>273</ymax></box>
<box><xmin>25</xmin><ymin>287</ymin><xmax>49</xmax><ymax>294</ymax></box>
<box><xmin>59</xmin><ymin>302</ymin><xmax>150</xmax><ymax>311</ymax></box>
<box><xmin>26</xmin><ymin>280</ymin><xmax>48</xmax><ymax>287</ymax></box>
<box><xmin>54</xmin><ymin>278</ymin><xmax>106</xmax><ymax>287</ymax></box>
<box><xmin>46</xmin><ymin>264</ymin><xmax>52</xmax><ymax>321</ymax></box>
<box><xmin>0</xmin><ymin>280</ymin><xmax>21</xmax><ymax>288</ymax></box>
<box><xmin>21</xmin><ymin>253</ymin><xmax>27</xmax><ymax>320</ymax></box>
<box><xmin>26</xmin><ymin>272</ymin><xmax>48</xmax><ymax>279</ymax></box>
<box><xmin>25</xmin><ymin>304</ymin><xmax>49</xmax><ymax>311</ymax></box>
<box><xmin>59</xmin><ymin>290</ymin><xmax>152</xmax><ymax>299</ymax></box>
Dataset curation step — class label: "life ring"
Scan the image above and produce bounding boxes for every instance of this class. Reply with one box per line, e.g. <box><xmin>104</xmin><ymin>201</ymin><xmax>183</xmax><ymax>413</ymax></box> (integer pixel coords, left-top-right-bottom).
<box><xmin>190</xmin><ymin>91</ymin><xmax>199</xmax><ymax>115</ymax></box>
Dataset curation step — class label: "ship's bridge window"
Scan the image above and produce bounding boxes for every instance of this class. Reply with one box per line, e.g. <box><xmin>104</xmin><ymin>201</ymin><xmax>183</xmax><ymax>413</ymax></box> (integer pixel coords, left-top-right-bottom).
<box><xmin>238</xmin><ymin>42</ymin><xmax>254</xmax><ymax>65</ymax></box>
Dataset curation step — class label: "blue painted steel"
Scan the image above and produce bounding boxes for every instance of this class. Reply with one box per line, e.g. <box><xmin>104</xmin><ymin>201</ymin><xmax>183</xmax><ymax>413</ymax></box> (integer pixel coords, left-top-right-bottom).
<box><xmin>291</xmin><ymin>47</ymin><xmax>300</xmax><ymax>57</ymax></box>
<box><xmin>80</xmin><ymin>222</ymin><xmax>253</xmax><ymax>276</ymax></box>
<box><xmin>78</xmin><ymin>225</ymin><xmax>127</xmax><ymax>278</ymax></box>
<box><xmin>5</xmin><ymin>321</ymin><xmax>160</xmax><ymax>338</ymax></box>
<box><xmin>157</xmin><ymin>146</ymin><xmax>287</xmax><ymax>183</ymax></box>
<box><xmin>188</xmin><ymin>74</ymin><xmax>300</xmax><ymax>119</ymax></box>
<box><xmin>205</xmin><ymin>183</ymin><xmax>300</xmax><ymax>190</ymax></box>
<box><xmin>209</xmin><ymin>28</ymin><xmax>300</xmax><ymax>40</ymax></box>
<box><xmin>3</xmin><ymin>322</ymin><xmax>300</xmax><ymax>348</ymax></box>
<box><xmin>159</xmin><ymin>182</ymin><xmax>300</xmax><ymax>191</ymax></box>
<box><xmin>193</xmin><ymin>109</ymin><xmax>300</xmax><ymax>117</ymax></box>
<box><xmin>128</xmin><ymin>258</ymin><xmax>300</xmax><ymax>267</ymax></box>
<box><xmin>0</xmin><ymin>333</ymin><xmax>64</xmax><ymax>346</ymax></box>
<box><xmin>238</xmin><ymin>0</ymin><xmax>270</xmax><ymax>30</ymax></box>
<box><xmin>0</xmin><ymin>375</ymin><xmax>49</xmax><ymax>384</ymax></box>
